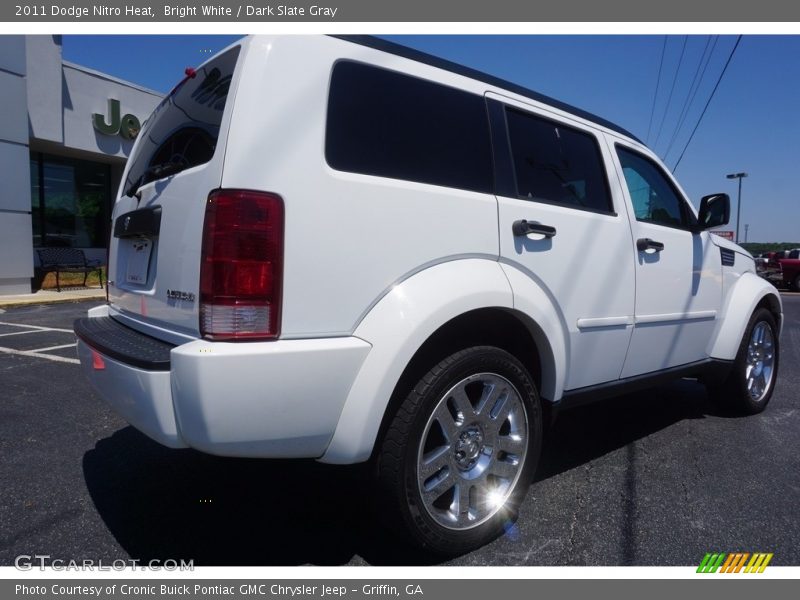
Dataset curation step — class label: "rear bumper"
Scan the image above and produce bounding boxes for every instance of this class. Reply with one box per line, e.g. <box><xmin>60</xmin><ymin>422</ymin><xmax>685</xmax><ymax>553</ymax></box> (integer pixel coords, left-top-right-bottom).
<box><xmin>76</xmin><ymin>338</ymin><xmax>185</xmax><ymax>448</ymax></box>
<box><xmin>75</xmin><ymin>314</ymin><xmax>371</xmax><ymax>458</ymax></box>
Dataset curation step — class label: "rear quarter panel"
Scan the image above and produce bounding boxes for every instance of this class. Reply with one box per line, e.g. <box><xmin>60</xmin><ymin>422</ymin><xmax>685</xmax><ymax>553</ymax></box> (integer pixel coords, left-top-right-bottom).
<box><xmin>221</xmin><ymin>35</ymin><xmax>500</xmax><ymax>338</ymax></box>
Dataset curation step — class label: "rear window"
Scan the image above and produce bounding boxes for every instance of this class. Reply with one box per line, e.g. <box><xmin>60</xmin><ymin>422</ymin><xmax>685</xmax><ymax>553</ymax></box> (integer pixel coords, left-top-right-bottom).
<box><xmin>505</xmin><ymin>108</ymin><xmax>613</xmax><ymax>214</ymax></box>
<box><xmin>123</xmin><ymin>45</ymin><xmax>240</xmax><ymax>195</ymax></box>
<box><xmin>325</xmin><ymin>61</ymin><xmax>493</xmax><ymax>194</ymax></box>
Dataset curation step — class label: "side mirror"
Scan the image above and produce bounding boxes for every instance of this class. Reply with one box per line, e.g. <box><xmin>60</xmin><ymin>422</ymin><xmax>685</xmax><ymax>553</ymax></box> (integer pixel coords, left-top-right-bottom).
<box><xmin>696</xmin><ymin>193</ymin><xmax>730</xmax><ymax>231</ymax></box>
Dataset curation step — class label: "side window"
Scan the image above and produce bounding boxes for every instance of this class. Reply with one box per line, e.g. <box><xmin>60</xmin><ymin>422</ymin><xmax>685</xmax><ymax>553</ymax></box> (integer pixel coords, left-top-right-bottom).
<box><xmin>326</xmin><ymin>61</ymin><xmax>493</xmax><ymax>194</ymax></box>
<box><xmin>616</xmin><ymin>147</ymin><xmax>690</xmax><ymax>228</ymax></box>
<box><xmin>505</xmin><ymin>108</ymin><xmax>613</xmax><ymax>213</ymax></box>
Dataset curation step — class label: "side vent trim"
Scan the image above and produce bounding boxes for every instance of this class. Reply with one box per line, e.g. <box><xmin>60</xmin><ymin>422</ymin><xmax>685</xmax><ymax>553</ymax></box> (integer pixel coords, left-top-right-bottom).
<box><xmin>720</xmin><ymin>247</ymin><xmax>736</xmax><ymax>267</ymax></box>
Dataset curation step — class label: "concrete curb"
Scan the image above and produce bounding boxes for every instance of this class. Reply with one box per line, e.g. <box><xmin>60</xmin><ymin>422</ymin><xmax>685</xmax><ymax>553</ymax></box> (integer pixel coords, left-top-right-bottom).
<box><xmin>0</xmin><ymin>289</ymin><xmax>106</xmax><ymax>309</ymax></box>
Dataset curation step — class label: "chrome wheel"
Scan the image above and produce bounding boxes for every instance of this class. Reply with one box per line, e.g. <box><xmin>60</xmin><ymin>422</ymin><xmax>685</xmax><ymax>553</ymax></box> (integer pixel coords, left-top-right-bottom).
<box><xmin>416</xmin><ymin>372</ymin><xmax>528</xmax><ymax>530</ymax></box>
<box><xmin>745</xmin><ymin>321</ymin><xmax>775</xmax><ymax>402</ymax></box>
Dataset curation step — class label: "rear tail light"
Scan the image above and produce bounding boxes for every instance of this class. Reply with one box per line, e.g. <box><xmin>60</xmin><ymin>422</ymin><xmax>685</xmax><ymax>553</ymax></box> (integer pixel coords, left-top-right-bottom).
<box><xmin>199</xmin><ymin>189</ymin><xmax>284</xmax><ymax>340</ymax></box>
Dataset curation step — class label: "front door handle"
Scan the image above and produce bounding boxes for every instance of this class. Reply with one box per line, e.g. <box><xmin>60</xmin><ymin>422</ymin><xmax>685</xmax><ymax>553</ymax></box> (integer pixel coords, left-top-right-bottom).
<box><xmin>637</xmin><ymin>238</ymin><xmax>665</xmax><ymax>252</ymax></box>
<box><xmin>512</xmin><ymin>220</ymin><xmax>557</xmax><ymax>238</ymax></box>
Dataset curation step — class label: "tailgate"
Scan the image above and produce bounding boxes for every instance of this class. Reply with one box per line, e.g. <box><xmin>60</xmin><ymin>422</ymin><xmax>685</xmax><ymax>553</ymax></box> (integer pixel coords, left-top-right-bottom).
<box><xmin>108</xmin><ymin>42</ymin><xmax>244</xmax><ymax>339</ymax></box>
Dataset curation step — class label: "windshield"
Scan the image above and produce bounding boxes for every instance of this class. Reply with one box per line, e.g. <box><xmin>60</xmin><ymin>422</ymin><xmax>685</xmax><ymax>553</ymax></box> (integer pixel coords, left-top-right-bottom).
<box><xmin>123</xmin><ymin>45</ymin><xmax>240</xmax><ymax>196</ymax></box>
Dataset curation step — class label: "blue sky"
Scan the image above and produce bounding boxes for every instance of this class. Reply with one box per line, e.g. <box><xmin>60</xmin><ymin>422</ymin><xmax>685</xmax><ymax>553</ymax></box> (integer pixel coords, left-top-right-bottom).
<box><xmin>63</xmin><ymin>35</ymin><xmax>800</xmax><ymax>243</ymax></box>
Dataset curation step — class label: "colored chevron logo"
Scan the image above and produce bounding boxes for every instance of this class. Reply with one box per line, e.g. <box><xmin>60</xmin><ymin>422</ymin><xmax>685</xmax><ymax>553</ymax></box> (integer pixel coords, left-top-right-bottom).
<box><xmin>697</xmin><ymin>552</ymin><xmax>774</xmax><ymax>573</ymax></box>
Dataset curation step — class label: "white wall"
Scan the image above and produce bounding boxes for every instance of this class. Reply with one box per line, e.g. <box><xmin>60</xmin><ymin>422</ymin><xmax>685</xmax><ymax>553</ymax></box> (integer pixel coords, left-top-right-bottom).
<box><xmin>0</xmin><ymin>36</ymin><xmax>34</xmax><ymax>295</ymax></box>
<box><xmin>26</xmin><ymin>35</ymin><xmax>162</xmax><ymax>157</ymax></box>
<box><xmin>61</xmin><ymin>64</ymin><xmax>161</xmax><ymax>158</ymax></box>
<box><xmin>26</xmin><ymin>35</ymin><xmax>64</xmax><ymax>144</ymax></box>
<box><xmin>0</xmin><ymin>35</ymin><xmax>163</xmax><ymax>295</ymax></box>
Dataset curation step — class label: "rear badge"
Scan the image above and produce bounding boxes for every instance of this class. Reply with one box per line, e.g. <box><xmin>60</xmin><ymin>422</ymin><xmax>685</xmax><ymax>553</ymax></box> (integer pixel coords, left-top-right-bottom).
<box><xmin>167</xmin><ymin>289</ymin><xmax>196</xmax><ymax>302</ymax></box>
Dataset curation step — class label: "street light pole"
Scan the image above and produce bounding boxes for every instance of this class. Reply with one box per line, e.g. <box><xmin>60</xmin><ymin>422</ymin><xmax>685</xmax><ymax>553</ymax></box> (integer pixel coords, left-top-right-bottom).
<box><xmin>726</xmin><ymin>172</ymin><xmax>748</xmax><ymax>243</ymax></box>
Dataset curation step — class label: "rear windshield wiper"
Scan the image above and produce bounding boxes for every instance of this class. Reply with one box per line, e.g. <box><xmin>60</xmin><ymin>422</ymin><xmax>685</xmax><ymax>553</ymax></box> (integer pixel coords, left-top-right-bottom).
<box><xmin>124</xmin><ymin>162</ymin><xmax>186</xmax><ymax>198</ymax></box>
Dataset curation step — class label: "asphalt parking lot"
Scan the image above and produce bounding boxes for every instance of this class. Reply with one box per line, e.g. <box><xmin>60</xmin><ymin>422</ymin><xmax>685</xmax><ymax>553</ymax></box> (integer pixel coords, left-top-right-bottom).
<box><xmin>1</xmin><ymin>296</ymin><xmax>798</xmax><ymax>566</ymax></box>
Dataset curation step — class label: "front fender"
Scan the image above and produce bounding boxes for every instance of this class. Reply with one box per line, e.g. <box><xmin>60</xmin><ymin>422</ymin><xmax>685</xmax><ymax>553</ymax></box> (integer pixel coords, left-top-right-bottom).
<box><xmin>708</xmin><ymin>272</ymin><xmax>783</xmax><ymax>360</ymax></box>
<box><xmin>320</xmin><ymin>259</ymin><xmax>513</xmax><ymax>464</ymax></box>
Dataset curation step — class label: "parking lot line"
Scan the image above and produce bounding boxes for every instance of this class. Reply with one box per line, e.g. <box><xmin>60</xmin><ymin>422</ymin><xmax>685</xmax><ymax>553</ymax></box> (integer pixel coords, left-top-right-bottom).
<box><xmin>0</xmin><ymin>322</ymin><xmax>80</xmax><ymax>364</ymax></box>
<box><xmin>0</xmin><ymin>321</ymin><xmax>74</xmax><ymax>333</ymax></box>
<box><xmin>30</xmin><ymin>343</ymin><xmax>78</xmax><ymax>353</ymax></box>
<box><xmin>0</xmin><ymin>345</ymin><xmax>80</xmax><ymax>364</ymax></box>
<box><xmin>0</xmin><ymin>329</ymin><xmax>48</xmax><ymax>338</ymax></box>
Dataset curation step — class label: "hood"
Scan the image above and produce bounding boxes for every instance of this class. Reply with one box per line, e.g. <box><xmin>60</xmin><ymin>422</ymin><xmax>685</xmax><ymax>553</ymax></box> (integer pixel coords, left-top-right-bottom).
<box><xmin>709</xmin><ymin>233</ymin><xmax>752</xmax><ymax>259</ymax></box>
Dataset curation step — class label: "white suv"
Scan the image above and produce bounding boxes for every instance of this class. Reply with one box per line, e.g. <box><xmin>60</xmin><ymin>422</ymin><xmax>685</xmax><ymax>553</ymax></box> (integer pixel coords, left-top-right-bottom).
<box><xmin>75</xmin><ymin>35</ymin><xmax>782</xmax><ymax>555</ymax></box>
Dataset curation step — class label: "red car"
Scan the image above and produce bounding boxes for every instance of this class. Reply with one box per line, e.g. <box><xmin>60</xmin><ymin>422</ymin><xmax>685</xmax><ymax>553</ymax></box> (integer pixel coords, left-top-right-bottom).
<box><xmin>761</xmin><ymin>250</ymin><xmax>800</xmax><ymax>290</ymax></box>
<box><xmin>777</xmin><ymin>257</ymin><xmax>800</xmax><ymax>291</ymax></box>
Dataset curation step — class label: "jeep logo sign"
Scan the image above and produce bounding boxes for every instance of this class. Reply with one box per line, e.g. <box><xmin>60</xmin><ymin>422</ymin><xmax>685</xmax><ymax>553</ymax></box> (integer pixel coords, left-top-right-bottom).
<box><xmin>93</xmin><ymin>99</ymin><xmax>141</xmax><ymax>140</ymax></box>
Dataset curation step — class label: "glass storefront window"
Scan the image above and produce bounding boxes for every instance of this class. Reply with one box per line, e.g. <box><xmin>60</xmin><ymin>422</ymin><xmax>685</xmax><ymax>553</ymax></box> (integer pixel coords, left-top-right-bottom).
<box><xmin>30</xmin><ymin>153</ymin><xmax>111</xmax><ymax>248</ymax></box>
<box><xmin>30</xmin><ymin>158</ymin><xmax>42</xmax><ymax>247</ymax></box>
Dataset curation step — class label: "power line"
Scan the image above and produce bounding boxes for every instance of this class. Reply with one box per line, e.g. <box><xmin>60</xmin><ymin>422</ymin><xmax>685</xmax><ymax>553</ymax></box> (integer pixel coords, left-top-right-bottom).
<box><xmin>673</xmin><ymin>35</ymin><xmax>743</xmax><ymax>173</ymax></box>
<box><xmin>646</xmin><ymin>36</ymin><xmax>667</xmax><ymax>144</ymax></box>
<box><xmin>664</xmin><ymin>36</ymin><xmax>719</xmax><ymax>163</ymax></box>
<box><xmin>653</xmin><ymin>36</ymin><xmax>688</xmax><ymax>152</ymax></box>
<box><xmin>663</xmin><ymin>36</ymin><xmax>715</xmax><ymax>162</ymax></box>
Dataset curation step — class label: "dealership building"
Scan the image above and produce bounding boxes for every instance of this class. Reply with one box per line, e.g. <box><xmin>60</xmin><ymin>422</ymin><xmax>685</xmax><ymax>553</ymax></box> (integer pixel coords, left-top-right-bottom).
<box><xmin>0</xmin><ymin>35</ymin><xmax>161</xmax><ymax>295</ymax></box>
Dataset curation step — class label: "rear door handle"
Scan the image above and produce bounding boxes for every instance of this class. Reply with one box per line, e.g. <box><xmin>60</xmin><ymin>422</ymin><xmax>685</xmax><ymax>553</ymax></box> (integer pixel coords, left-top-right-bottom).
<box><xmin>512</xmin><ymin>220</ymin><xmax>557</xmax><ymax>238</ymax></box>
<box><xmin>637</xmin><ymin>238</ymin><xmax>665</xmax><ymax>252</ymax></box>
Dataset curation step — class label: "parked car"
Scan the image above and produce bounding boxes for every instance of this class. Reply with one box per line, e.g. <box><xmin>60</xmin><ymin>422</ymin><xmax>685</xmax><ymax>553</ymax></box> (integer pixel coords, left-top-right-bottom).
<box><xmin>760</xmin><ymin>251</ymin><xmax>800</xmax><ymax>289</ymax></box>
<box><xmin>775</xmin><ymin>258</ymin><xmax>800</xmax><ymax>291</ymax></box>
<box><xmin>74</xmin><ymin>35</ymin><xmax>783</xmax><ymax>555</ymax></box>
<box><xmin>768</xmin><ymin>250</ymin><xmax>790</xmax><ymax>268</ymax></box>
<box><xmin>755</xmin><ymin>254</ymin><xmax>770</xmax><ymax>274</ymax></box>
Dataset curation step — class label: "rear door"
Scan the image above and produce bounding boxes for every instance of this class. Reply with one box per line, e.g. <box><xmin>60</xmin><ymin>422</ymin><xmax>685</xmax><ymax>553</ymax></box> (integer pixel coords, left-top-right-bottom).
<box><xmin>489</xmin><ymin>93</ymin><xmax>636</xmax><ymax>391</ymax></box>
<box><xmin>108</xmin><ymin>43</ymin><xmax>243</xmax><ymax>341</ymax></box>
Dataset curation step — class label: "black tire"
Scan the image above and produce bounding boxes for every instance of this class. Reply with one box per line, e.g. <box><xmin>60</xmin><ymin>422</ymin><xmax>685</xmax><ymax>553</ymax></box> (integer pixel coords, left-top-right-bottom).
<box><xmin>708</xmin><ymin>307</ymin><xmax>779</xmax><ymax>415</ymax></box>
<box><xmin>374</xmin><ymin>346</ymin><xmax>542</xmax><ymax>556</ymax></box>
<box><xmin>793</xmin><ymin>274</ymin><xmax>800</xmax><ymax>292</ymax></box>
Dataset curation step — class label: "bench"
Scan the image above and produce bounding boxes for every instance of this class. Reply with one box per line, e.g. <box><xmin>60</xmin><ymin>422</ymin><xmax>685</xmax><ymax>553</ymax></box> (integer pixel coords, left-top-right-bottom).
<box><xmin>36</xmin><ymin>248</ymin><xmax>104</xmax><ymax>292</ymax></box>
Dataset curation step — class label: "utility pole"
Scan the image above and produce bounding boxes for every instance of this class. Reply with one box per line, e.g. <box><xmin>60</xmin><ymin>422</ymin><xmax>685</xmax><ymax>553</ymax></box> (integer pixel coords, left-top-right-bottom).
<box><xmin>726</xmin><ymin>172</ymin><xmax>748</xmax><ymax>243</ymax></box>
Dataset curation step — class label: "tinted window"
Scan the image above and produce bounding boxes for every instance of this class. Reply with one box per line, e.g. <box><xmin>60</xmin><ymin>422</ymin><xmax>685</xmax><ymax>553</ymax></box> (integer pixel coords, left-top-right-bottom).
<box><xmin>124</xmin><ymin>45</ymin><xmax>240</xmax><ymax>194</ymax></box>
<box><xmin>505</xmin><ymin>108</ymin><xmax>613</xmax><ymax>213</ymax></box>
<box><xmin>30</xmin><ymin>152</ymin><xmax>111</xmax><ymax>248</ymax></box>
<box><xmin>617</xmin><ymin>147</ymin><xmax>690</xmax><ymax>228</ymax></box>
<box><xmin>326</xmin><ymin>61</ymin><xmax>493</xmax><ymax>194</ymax></box>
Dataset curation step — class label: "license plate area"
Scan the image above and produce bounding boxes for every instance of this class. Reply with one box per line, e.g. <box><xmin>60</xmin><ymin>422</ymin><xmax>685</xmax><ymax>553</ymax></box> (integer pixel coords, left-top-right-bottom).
<box><xmin>114</xmin><ymin>206</ymin><xmax>162</xmax><ymax>289</ymax></box>
<box><xmin>125</xmin><ymin>238</ymin><xmax>153</xmax><ymax>285</ymax></box>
